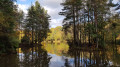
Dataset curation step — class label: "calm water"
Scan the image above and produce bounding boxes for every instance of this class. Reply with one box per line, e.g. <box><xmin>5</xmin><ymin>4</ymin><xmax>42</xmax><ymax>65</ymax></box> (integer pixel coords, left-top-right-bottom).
<box><xmin>0</xmin><ymin>43</ymin><xmax>120</xmax><ymax>67</ymax></box>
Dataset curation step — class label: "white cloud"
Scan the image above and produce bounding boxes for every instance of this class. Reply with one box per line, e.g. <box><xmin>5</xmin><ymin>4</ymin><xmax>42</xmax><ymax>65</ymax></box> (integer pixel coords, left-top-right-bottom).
<box><xmin>48</xmin><ymin>54</ymin><xmax>65</xmax><ymax>67</ymax></box>
<box><xmin>18</xmin><ymin>4</ymin><xmax>29</xmax><ymax>14</ymax></box>
<box><xmin>113</xmin><ymin>0</ymin><xmax>119</xmax><ymax>4</ymax></box>
<box><xmin>16</xmin><ymin>0</ymin><xmax>64</xmax><ymax>28</ymax></box>
<box><xmin>39</xmin><ymin>0</ymin><xmax>63</xmax><ymax>8</ymax></box>
<box><xmin>50</xmin><ymin>18</ymin><xmax>63</xmax><ymax>28</ymax></box>
<box><xmin>38</xmin><ymin>0</ymin><xmax>64</xmax><ymax>28</ymax></box>
<box><xmin>44</xmin><ymin>6</ymin><xmax>63</xmax><ymax>19</ymax></box>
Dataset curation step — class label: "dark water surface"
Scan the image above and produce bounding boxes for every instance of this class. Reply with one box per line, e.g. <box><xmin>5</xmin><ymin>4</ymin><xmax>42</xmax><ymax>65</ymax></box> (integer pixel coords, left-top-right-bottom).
<box><xmin>0</xmin><ymin>43</ymin><xmax>120</xmax><ymax>67</ymax></box>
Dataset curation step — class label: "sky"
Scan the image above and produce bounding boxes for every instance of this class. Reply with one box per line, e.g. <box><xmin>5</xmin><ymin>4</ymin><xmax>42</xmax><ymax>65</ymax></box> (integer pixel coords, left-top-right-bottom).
<box><xmin>16</xmin><ymin>0</ymin><xmax>64</xmax><ymax>28</ymax></box>
<box><xmin>16</xmin><ymin>0</ymin><xmax>119</xmax><ymax>28</ymax></box>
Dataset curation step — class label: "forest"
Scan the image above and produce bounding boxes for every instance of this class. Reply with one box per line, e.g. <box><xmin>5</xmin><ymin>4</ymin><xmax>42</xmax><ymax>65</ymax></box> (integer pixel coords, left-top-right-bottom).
<box><xmin>0</xmin><ymin>0</ymin><xmax>50</xmax><ymax>54</ymax></box>
<box><xmin>0</xmin><ymin>0</ymin><xmax>120</xmax><ymax>67</ymax></box>
<box><xmin>59</xmin><ymin>0</ymin><xmax>120</xmax><ymax>48</ymax></box>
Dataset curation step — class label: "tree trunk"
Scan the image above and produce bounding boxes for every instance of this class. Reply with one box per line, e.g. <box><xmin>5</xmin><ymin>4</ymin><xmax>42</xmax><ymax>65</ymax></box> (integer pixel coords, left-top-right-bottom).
<box><xmin>79</xmin><ymin>16</ymin><xmax>82</xmax><ymax>45</ymax></box>
<box><xmin>32</xmin><ymin>26</ymin><xmax>34</xmax><ymax>46</ymax></box>
<box><xmin>94</xmin><ymin>6</ymin><xmax>98</xmax><ymax>48</ymax></box>
<box><xmin>88</xmin><ymin>7</ymin><xmax>91</xmax><ymax>45</ymax></box>
<box><xmin>73</xmin><ymin>4</ymin><xmax>76</xmax><ymax>45</ymax></box>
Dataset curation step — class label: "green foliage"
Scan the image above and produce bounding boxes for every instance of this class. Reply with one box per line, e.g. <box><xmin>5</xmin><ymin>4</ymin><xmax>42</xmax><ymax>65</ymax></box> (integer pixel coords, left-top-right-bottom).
<box><xmin>0</xmin><ymin>0</ymin><xmax>20</xmax><ymax>54</ymax></box>
<box><xmin>0</xmin><ymin>35</ymin><xmax>19</xmax><ymax>54</ymax></box>
<box><xmin>24</xmin><ymin>1</ymin><xmax>50</xmax><ymax>44</ymax></box>
<box><xmin>46</xmin><ymin>26</ymin><xmax>62</xmax><ymax>41</ymax></box>
<box><xmin>45</xmin><ymin>26</ymin><xmax>72</xmax><ymax>42</ymax></box>
<box><xmin>9</xmin><ymin>36</ymin><xmax>20</xmax><ymax>48</ymax></box>
<box><xmin>60</xmin><ymin>0</ymin><xmax>120</xmax><ymax>48</ymax></box>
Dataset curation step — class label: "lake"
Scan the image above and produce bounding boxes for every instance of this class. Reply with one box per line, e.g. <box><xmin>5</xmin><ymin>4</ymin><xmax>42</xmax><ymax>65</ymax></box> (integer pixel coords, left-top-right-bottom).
<box><xmin>0</xmin><ymin>42</ymin><xmax>120</xmax><ymax>67</ymax></box>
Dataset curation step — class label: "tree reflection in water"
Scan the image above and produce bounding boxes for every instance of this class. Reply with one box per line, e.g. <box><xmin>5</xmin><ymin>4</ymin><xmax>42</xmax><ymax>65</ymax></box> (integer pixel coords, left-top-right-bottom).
<box><xmin>0</xmin><ymin>54</ymin><xmax>19</xmax><ymax>67</ymax></box>
<box><xmin>19</xmin><ymin>45</ymin><xmax>52</xmax><ymax>67</ymax></box>
<box><xmin>0</xmin><ymin>43</ymin><xmax>120</xmax><ymax>67</ymax></box>
<box><xmin>66</xmin><ymin>46</ymin><xmax>110</xmax><ymax>67</ymax></box>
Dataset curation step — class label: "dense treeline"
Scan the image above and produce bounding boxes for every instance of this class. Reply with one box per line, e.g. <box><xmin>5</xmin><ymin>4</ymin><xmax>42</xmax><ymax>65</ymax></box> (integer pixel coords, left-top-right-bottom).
<box><xmin>21</xmin><ymin>1</ymin><xmax>50</xmax><ymax>45</ymax></box>
<box><xmin>60</xmin><ymin>0</ymin><xmax>120</xmax><ymax>48</ymax></box>
<box><xmin>0</xmin><ymin>0</ymin><xmax>21</xmax><ymax>54</ymax></box>
<box><xmin>0</xmin><ymin>0</ymin><xmax>50</xmax><ymax>54</ymax></box>
<box><xmin>46</xmin><ymin>26</ymin><xmax>65</xmax><ymax>42</ymax></box>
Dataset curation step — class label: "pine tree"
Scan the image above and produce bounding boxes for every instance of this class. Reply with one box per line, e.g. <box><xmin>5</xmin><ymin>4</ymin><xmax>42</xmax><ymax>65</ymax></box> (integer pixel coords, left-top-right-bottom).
<box><xmin>23</xmin><ymin>1</ymin><xmax>50</xmax><ymax>45</ymax></box>
<box><xmin>60</xmin><ymin>0</ymin><xmax>82</xmax><ymax>45</ymax></box>
<box><xmin>0</xmin><ymin>0</ymin><xmax>20</xmax><ymax>53</ymax></box>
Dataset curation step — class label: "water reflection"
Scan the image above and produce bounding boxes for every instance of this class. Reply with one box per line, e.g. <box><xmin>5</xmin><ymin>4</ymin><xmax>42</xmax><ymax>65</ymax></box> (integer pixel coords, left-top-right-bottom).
<box><xmin>0</xmin><ymin>43</ymin><xmax>120</xmax><ymax>67</ymax></box>
<box><xmin>44</xmin><ymin>43</ymin><xmax>120</xmax><ymax>67</ymax></box>
<box><xmin>0</xmin><ymin>45</ymin><xmax>51</xmax><ymax>67</ymax></box>
<box><xmin>67</xmin><ymin>47</ymin><xmax>110</xmax><ymax>67</ymax></box>
<box><xmin>19</xmin><ymin>45</ymin><xmax>51</xmax><ymax>67</ymax></box>
<box><xmin>0</xmin><ymin>54</ymin><xmax>19</xmax><ymax>67</ymax></box>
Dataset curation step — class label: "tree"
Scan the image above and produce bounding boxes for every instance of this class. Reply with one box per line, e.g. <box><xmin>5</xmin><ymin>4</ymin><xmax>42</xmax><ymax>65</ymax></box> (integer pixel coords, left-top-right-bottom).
<box><xmin>60</xmin><ymin>0</ymin><xmax>83</xmax><ymax>45</ymax></box>
<box><xmin>0</xmin><ymin>0</ymin><xmax>20</xmax><ymax>54</ymax></box>
<box><xmin>17</xmin><ymin>10</ymin><xmax>24</xmax><ymax>41</ymax></box>
<box><xmin>60</xmin><ymin>0</ymin><xmax>116</xmax><ymax>48</ymax></box>
<box><xmin>23</xmin><ymin>1</ymin><xmax>50</xmax><ymax>45</ymax></box>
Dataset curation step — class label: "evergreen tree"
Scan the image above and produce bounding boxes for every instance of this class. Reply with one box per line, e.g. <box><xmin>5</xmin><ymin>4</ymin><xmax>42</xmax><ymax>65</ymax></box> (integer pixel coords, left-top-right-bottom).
<box><xmin>23</xmin><ymin>1</ymin><xmax>50</xmax><ymax>45</ymax></box>
<box><xmin>0</xmin><ymin>0</ymin><xmax>20</xmax><ymax>53</ymax></box>
<box><xmin>60</xmin><ymin>0</ymin><xmax>114</xmax><ymax>48</ymax></box>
